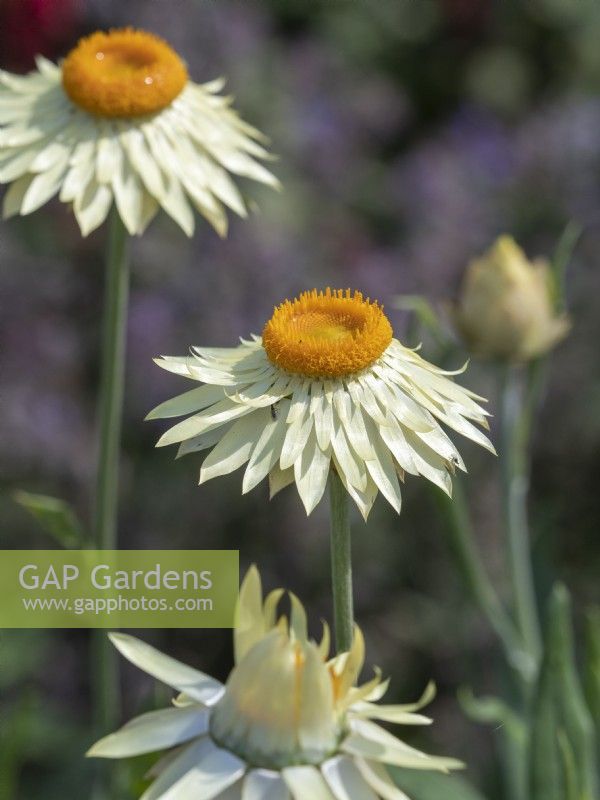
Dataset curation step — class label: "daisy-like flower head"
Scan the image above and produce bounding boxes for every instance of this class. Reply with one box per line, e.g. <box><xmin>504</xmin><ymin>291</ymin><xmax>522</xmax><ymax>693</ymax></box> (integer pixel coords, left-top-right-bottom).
<box><xmin>149</xmin><ymin>288</ymin><xmax>495</xmax><ymax>519</ymax></box>
<box><xmin>0</xmin><ymin>28</ymin><xmax>278</xmax><ymax>236</ymax></box>
<box><xmin>89</xmin><ymin>567</ymin><xmax>463</xmax><ymax>799</ymax></box>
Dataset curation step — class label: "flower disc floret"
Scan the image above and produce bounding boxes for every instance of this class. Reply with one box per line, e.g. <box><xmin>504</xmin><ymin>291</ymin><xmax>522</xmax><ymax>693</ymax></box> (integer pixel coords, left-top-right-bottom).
<box><xmin>62</xmin><ymin>28</ymin><xmax>188</xmax><ymax>117</ymax></box>
<box><xmin>262</xmin><ymin>288</ymin><xmax>393</xmax><ymax>378</ymax></box>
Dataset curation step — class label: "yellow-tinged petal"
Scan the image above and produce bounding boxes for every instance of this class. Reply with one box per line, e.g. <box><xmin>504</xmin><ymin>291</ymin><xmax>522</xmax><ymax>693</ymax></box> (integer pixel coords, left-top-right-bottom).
<box><xmin>234</xmin><ymin>565</ymin><xmax>266</xmax><ymax>664</ymax></box>
<box><xmin>91</xmin><ymin>568</ymin><xmax>462</xmax><ymax>795</ymax></box>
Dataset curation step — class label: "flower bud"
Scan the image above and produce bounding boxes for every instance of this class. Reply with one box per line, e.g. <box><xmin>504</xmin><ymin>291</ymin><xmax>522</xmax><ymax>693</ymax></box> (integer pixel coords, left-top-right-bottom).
<box><xmin>454</xmin><ymin>236</ymin><xmax>570</xmax><ymax>361</ymax></box>
<box><xmin>90</xmin><ymin>567</ymin><xmax>462</xmax><ymax>799</ymax></box>
<box><xmin>210</xmin><ymin>627</ymin><xmax>340</xmax><ymax>769</ymax></box>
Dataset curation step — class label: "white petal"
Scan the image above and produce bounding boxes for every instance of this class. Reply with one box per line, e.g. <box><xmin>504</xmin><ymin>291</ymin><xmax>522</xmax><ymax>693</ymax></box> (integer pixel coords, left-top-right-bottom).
<box><xmin>350</xmin><ymin>380</ymin><xmax>387</xmax><ymax>427</ymax></box>
<box><xmin>73</xmin><ymin>179</ymin><xmax>113</xmax><ymax>236</ymax></box>
<box><xmin>20</xmin><ymin>158</ymin><xmax>68</xmax><ymax>214</ymax></box>
<box><xmin>124</xmin><ymin>125</ymin><xmax>166</xmax><ymax>199</ymax></box>
<box><xmin>200</xmin><ymin>409</ymin><xmax>268</xmax><ymax>483</ymax></box>
<box><xmin>377</xmin><ymin>417</ymin><xmax>419</xmax><ymax>476</ymax></box>
<box><xmin>242</xmin><ymin>769</ymin><xmax>290</xmax><ymax>800</ymax></box>
<box><xmin>142</xmin><ymin>741</ymin><xmax>211</xmax><ymax>800</ymax></box>
<box><xmin>157</xmin><ymin>400</ymin><xmax>254</xmax><ymax>447</ymax></box>
<box><xmin>355</xmin><ymin>759</ymin><xmax>412</xmax><ymax>800</ymax></box>
<box><xmin>293</xmin><ymin>428</ymin><xmax>331</xmax><ymax>515</ymax></box>
<box><xmin>160</xmin><ymin>740</ymin><xmax>245</xmax><ymax>799</ymax></box>
<box><xmin>142</xmin><ymin>738</ymin><xmax>245</xmax><ymax>800</ymax></box>
<box><xmin>401</xmin><ymin>430</ymin><xmax>453</xmax><ymax>496</ymax></box>
<box><xmin>279</xmin><ymin>408</ymin><xmax>313</xmax><ymax>471</ymax></box>
<box><xmin>154</xmin><ymin>355</ymin><xmax>202</xmax><ymax>379</ymax></box>
<box><xmin>242</xmin><ymin>403</ymin><xmax>289</xmax><ymax>494</ymax></box>
<box><xmin>144</xmin><ymin>125</ymin><xmax>195</xmax><ymax>236</ymax></box>
<box><xmin>349</xmin><ymin>705</ymin><xmax>431</xmax><ymax>725</ymax></box>
<box><xmin>147</xmin><ymin>385</ymin><xmax>226</xmax><ymax>420</ymax></box>
<box><xmin>342</xmin><ymin>719</ymin><xmax>463</xmax><ymax>772</ymax></box>
<box><xmin>286</xmin><ymin>381</ymin><xmax>311</xmax><ymax>424</ymax></box>
<box><xmin>361</xmin><ymin>419</ymin><xmax>402</xmax><ymax>513</ymax></box>
<box><xmin>0</xmin><ymin>145</ymin><xmax>40</xmax><ymax>181</ymax></box>
<box><xmin>321</xmin><ymin>756</ymin><xmax>378</xmax><ymax>800</ymax></box>
<box><xmin>146</xmin><ymin>745</ymin><xmax>189</xmax><ymax>780</ymax></box>
<box><xmin>364</xmin><ymin>372</ymin><xmax>433</xmax><ymax>433</ymax></box>
<box><xmin>30</xmin><ymin>139</ymin><xmax>70</xmax><ymax>172</ymax></box>
<box><xmin>35</xmin><ymin>55</ymin><xmax>61</xmax><ymax>76</ymax></box>
<box><xmin>88</xmin><ymin>706</ymin><xmax>209</xmax><ymax>758</ymax></box>
<box><xmin>228</xmin><ymin>375</ymin><xmax>290</xmax><ymax>408</ymax></box>
<box><xmin>342</xmin><ymin>404</ymin><xmax>375</xmax><ymax>462</ymax></box>
<box><xmin>109</xmin><ymin>633</ymin><xmax>224</xmax><ymax>705</ymax></box>
<box><xmin>59</xmin><ymin>158</ymin><xmax>94</xmax><ymax>203</ymax></box>
<box><xmin>334</xmin><ymin>464</ymin><xmax>378</xmax><ymax>522</ymax></box>
<box><xmin>233</xmin><ymin>566</ymin><xmax>266</xmax><ymax>664</ymax></box>
<box><xmin>282</xmin><ymin>766</ymin><xmax>336</xmax><ymax>800</ymax></box>
<box><xmin>138</xmin><ymin>190</ymin><xmax>160</xmax><ymax>233</ymax></box>
<box><xmin>211</xmin><ymin>147</ymin><xmax>279</xmax><ymax>189</ymax></box>
<box><xmin>415</xmin><ymin>425</ymin><xmax>465</xmax><ymax>472</ymax></box>
<box><xmin>2</xmin><ymin>173</ymin><xmax>35</xmax><ymax>217</ymax></box>
<box><xmin>199</xmin><ymin>158</ymin><xmax>247</xmax><ymax>217</ymax></box>
<box><xmin>96</xmin><ymin>129</ymin><xmax>124</xmax><ymax>184</ymax></box>
<box><xmin>112</xmin><ymin>152</ymin><xmax>144</xmax><ymax>235</ymax></box>
<box><xmin>177</xmin><ymin>425</ymin><xmax>234</xmax><ymax>459</ymax></box>
<box><xmin>330</xmin><ymin>416</ymin><xmax>367</xmax><ymax>492</ymax></box>
<box><xmin>312</xmin><ymin>383</ymin><xmax>334</xmax><ymax>451</ymax></box>
<box><xmin>268</xmin><ymin>464</ymin><xmax>295</xmax><ymax>499</ymax></box>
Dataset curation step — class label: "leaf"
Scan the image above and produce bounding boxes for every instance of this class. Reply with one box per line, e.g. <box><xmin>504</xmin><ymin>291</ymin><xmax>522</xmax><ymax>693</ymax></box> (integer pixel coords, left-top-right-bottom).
<box><xmin>0</xmin><ymin>694</ymin><xmax>29</xmax><ymax>800</ymax></box>
<box><xmin>550</xmin><ymin>220</ymin><xmax>582</xmax><ymax>313</ymax></box>
<box><xmin>550</xmin><ymin>585</ymin><xmax>599</xmax><ymax>800</ymax></box>
<box><xmin>392</xmin><ymin>295</ymin><xmax>449</xmax><ymax>347</ymax></box>
<box><xmin>529</xmin><ymin>584</ymin><xmax>599</xmax><ymax>800</ymax></box>
<box><xmin>458</xmin><ymin>688</ymin><xmax>527</xmax><ymax>746</ymax></box>
<box><xmin>13</xmin><ymin>491</ymin><xmax>87</xmax><ymax>549</ymax></box>
<box><xmin>529</xmin><ymin>616</ymin><xmax>562</xmax><ymax>800</ymax></box>
<box><xmin>584</xmin><ymin>607</ymin><xmax>600</xmax><ymax>759</ymax></box>
<box><xmin>557</xmin><ymin>731</ymin><xmax>579</xmax><ymax>800</ymax></box>
<box><xmin>390</xmin><ymin>767</ymin><xmax>488</xmax><ymax>800</ymax></box>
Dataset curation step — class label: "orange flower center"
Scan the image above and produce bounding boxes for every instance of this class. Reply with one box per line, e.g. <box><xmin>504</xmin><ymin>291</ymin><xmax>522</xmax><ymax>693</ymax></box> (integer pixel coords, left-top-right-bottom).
<box><xmin>263</xmin><ymin>289</ymin><xmax>393</xmax><ymax>379</ymax></box>
<box><xmin>61</xmin><ymin>28</ymin><xmax>188</xmax><ymax>118</ymax></box>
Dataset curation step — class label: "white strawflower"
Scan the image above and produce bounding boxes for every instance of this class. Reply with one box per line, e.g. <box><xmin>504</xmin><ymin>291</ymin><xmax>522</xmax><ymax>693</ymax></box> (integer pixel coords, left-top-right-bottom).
<box><xmin>89</xmin><ymin>567</ymin><xmax>463</xmax><ymax>799</ymax></box>
<box><xmin>0</xmin><ymin>28</ymin><xmax>278</xmax><ymax>236</ymax></box>
<box><xmin>149</xmin><ymin>288</ymin><xmax>494</xmax><ymax>519</ymax></box>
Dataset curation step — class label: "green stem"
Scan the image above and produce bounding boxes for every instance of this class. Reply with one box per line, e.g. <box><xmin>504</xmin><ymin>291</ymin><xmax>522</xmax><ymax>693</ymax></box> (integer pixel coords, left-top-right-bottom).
<box><xmin>500</xmin><ymin>364</ymin><xmax>543</xmax><ymax>669</ymax></box>
<box><xmin>92</xmin><ymin>210</ymin><xmax>129</xmax><ymax>795</ymax></box>
<box><xmin>94</xmin><ymin>209</ymin><xmax>129</xmax><ymax>552</ymax></box>
<box><xmin>329</xmin><ymin>471</ymin><xmax>354</xmax><ymax>653</ymax></box>
<box><xmin>437</xmin><ymin>480</ymin><xmax>525</xmax><ymax>676</ymax></box>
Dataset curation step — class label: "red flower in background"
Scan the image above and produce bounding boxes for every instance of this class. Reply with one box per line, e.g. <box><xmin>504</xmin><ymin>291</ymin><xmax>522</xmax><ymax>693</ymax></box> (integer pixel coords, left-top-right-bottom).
<box><xmin>0</xmin><ymin>0</ymin><xmax>81</xmax><ymax>71</ymax></box>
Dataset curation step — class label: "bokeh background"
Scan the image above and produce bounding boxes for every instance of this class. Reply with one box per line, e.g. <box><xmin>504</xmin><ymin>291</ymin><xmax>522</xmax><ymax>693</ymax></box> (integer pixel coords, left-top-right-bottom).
<box><xmin>1</xmin><ymin>0</ymin><xmax>599</xmax><ymax>797</ymax></box>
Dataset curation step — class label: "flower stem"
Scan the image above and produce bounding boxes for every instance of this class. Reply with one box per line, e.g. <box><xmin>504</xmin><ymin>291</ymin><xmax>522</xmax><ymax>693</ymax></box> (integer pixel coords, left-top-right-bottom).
<box><xmin>92</xmin><ymin>209</ymin><xmax>129</xmax><ymax>793</ymax></box>
<box><xmin>500</xmin><ymin>364</ymin><xmax>543</xmax><ymax>669</ymax></box>
<box><xmin>329</xmin><ymin>471</ymin><xmax>354</xmax><ymax>653</ymax></box>
<box><xmin>94</xmin><ymin>209</ymin><xmax>129</xmax><ymax>553</ymax></box>
<box><xmin>436</xmin><ymin>480</ymin><xmax>526</xmax><ymax>676</ymax></box>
